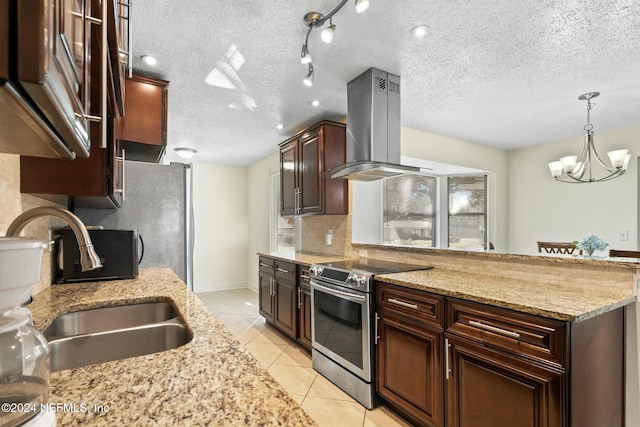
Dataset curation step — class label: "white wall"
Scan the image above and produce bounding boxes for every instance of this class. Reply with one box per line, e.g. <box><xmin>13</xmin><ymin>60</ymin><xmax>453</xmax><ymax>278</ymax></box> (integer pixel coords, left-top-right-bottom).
<box><xmin>400</xmin><ymin>126</ymin><xmax>509</xmax><ymax>250</ymax></box>
<box><xmin>246</xmin><ymin>152</ymin><xmax>279</xmax><ymax>292</ymax></box>
<box><xmin>192</xmin><ymin>163</ymin><xmax>248</xmax><ymax>292</ymax></box>
<box><xmin>506</xmin><ymin>125</ymin><xmax>639</xmax><ymax>254</ymax></box>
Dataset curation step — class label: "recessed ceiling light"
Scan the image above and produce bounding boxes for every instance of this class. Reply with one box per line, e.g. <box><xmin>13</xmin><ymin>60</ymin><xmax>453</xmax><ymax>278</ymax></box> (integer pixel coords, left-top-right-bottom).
<box><xmin>410</xmin><ymin>25</ymin><xmax>429</xmax><ymax>39</ymax></box>
<box><xmin>311</xmin><ymin>100</ymin><xmax>320</xmax><ymax>107</ymax></box>
<box><xmin>276</xmin><ymin>124</ymin><xmax>283</xmax><ymax>130</ymax></box>
<box><xmin>174</xmin><ymin>148</ymin><xmax>197</xmax><ymax>159</ymax></box>
<box><xmin>141</xmin><ymin>55</ymin><xmax>158</xmax><ymax>66</ymax></box>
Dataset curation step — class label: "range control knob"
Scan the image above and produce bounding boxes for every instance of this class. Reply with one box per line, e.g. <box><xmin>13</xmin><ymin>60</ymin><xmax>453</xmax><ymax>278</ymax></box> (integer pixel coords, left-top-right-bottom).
<box><xmin>309</xmin><ymin>266</ymin><xmax>322</xmax><ymax>277</ymax></box>
<box><xmin>355</xmin><ymin>276</ymin><xmax>367</xmax><ymax>287</ymax></box>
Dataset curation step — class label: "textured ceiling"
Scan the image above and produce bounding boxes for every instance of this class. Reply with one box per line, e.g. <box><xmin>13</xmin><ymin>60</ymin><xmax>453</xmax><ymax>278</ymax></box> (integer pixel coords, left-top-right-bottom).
<box><xmin>131</xmin><ymin>0</ymin><xmax>640</xmax><ymax>166</ymax></box>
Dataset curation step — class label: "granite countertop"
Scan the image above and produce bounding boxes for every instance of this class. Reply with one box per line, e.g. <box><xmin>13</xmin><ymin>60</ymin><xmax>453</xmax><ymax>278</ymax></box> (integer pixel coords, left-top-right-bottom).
<box><xmin>28</xmin><ymin>268</ymin><xmax>315</xmax><ymax>426</ymax></box>
<box><xmin>257</xmin><ymin>251</ymin><xmax>356</xmax><ymax>266</ymax></box>
<box><xmin>376</xmin><ymin>269</ymin><xmax>636</xmax><ymax>322</ymax></box>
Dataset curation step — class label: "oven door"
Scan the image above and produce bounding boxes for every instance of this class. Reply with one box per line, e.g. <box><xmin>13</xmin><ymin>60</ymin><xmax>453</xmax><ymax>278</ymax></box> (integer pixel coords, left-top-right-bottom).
<box><xmin>310</xmin><ymin>278</ymin><xmax>371</xmax><ymax>382</ymax></box>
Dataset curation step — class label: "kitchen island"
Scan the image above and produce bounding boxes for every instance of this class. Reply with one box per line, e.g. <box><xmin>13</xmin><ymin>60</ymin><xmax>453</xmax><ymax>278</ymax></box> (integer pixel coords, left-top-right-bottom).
<box><xmin>29</xmin><ymin>268</ymin><xmax>315</xmax><ymax>426</ymax></box>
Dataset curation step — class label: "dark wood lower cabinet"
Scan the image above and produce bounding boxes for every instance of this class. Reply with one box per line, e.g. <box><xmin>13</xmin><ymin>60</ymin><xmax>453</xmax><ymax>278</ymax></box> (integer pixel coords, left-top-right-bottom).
<box><xmin>258</xmin><ymin>257</ymin><xmax>302</xmax><ymax>342</ymax></box>
<box><xmin>446</xmin><ymin>334</ymin><xmax>564</xmax><ymax>427</ymax></box>
<box><xmin>297</xmin><ymin>280</ymin><xmax>312</xmax><ymax>351</ymax></box>
<box><xmin>258</xmin><ymin>269</ymin><xmax>274</xmax><ymax>323</ymax></box>
<box><xmin>274</xmin><ymin>279</ymin><xmax>296</xmax><ymax>339</ymax></box>
<box><xmin>377</xmin><ymin>315</ymin><xmax>443</xmax><ymax>427</ymax></box>
<box><xmin>375</xmin><ymin>282</ymin><xmax>625</xmax><ymax>427</ymax></box>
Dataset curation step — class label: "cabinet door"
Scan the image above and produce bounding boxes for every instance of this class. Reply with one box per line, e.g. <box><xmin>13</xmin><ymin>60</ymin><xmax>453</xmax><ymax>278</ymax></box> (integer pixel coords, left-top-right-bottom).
<box><xmin>258</xmin><ymin>271</ymin><xmax>274</xmax><ymax>323</ymax></box>
<box><xmin>117</xmin><ymin>74</ymin><xmax>168</xmax><ymax>162</ymax></box>
<box><xmin>299</xmin><ymin>129</ymin><xmax>323</xmax><ymax>214</ymax></box>
<box><xmin>446</xmin><ymin>335</ymin><xmax>565</xmax><ymax>427</ymax></box>
<box><xmin>280</xmin><ymin>138</ymin><xmax>298</xmax><ymax>215</ymax></box>
<box><xmin>297</xmin><ymin>282</ymin><xmax>312</xmax><ymax>351</ymax></box>
<box><xmin>274</xmin><ymin>279</ymin><xmax>297</xmax><ymax>339</ymax></box>
<box><xmin>377</xmin><ymin>315</ymin><xmax>443</xmax><ymax>427</ymax></box>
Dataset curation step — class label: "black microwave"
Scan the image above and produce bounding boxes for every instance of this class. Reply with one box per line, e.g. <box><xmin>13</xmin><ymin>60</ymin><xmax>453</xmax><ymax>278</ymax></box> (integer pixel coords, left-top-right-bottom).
<box><xmin>60</xmin><ymin>229</ymin><xmax>141</xmax><ymax>283</ymax></box>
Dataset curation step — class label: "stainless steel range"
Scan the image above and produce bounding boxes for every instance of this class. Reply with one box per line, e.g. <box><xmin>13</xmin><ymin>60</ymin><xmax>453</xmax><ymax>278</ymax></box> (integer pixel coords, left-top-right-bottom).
<box><xmin>309</xmin><ymin>259</ymin><xmax>432</xmax><ymax>409</ymax></box>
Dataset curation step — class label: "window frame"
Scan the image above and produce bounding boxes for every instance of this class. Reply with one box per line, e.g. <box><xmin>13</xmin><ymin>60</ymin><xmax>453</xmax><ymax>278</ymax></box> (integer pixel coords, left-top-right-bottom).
<box><xmin>446</xmin><ymin>174</ymin><xmax>488</xmax><ymax>250</ymax></box>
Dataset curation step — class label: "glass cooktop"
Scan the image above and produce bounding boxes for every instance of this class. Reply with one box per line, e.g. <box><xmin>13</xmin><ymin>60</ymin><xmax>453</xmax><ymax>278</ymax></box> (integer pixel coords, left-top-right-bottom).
<box><xmin>318</xmin><ymin>259</ymin><xmax>432</xmax><ymax>275</ymax></box>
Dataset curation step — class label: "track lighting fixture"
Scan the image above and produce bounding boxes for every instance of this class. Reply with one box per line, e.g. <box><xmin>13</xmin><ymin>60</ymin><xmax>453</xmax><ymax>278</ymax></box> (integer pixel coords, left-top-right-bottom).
<box><xmin>303</xmin><ymin>64</ymin><xmax>314</xmax><ymax>87</ymax></box>
<box><xmin>300</xmin><ymin>0</ymin><xmax>370</xmax><ymax>83</ymax></box>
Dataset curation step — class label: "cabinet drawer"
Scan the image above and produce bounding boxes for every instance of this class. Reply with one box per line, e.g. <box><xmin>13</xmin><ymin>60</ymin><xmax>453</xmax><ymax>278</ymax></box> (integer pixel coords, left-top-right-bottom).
<box><xmin>258</xmin><ymin>256</ymin><xmax>274</xmax><ymax>273</ymax></box>
<box><xmin>377</xmin><ymin>283</ymin><xmax>444</xmax><ymax>329</ymax></box>
<box><xmin>446</xmin><ymin>298</ymin><xmax>566</xmax><ymax>368</ymax></box>
<box><xmin>275</xmin><ymin>260</ymin><xmax>296</xmax><ymax>281</ymax></box>
<box><xmin>298</xmin><ymin>265</ymin><xmax>311</xmax><ymax>287</ymax></box>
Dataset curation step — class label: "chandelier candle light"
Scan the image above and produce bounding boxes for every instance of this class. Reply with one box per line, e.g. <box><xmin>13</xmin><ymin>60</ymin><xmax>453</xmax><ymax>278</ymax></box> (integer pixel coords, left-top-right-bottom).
<box><xmin>548</xmin><ymin>92</ymin><xmax>631</xmax><ymax>183</ymax></box>
<box><xmin>300</xmin><ymin>0</ymin><xmax>370</xmax><ymax>86</ymax></box>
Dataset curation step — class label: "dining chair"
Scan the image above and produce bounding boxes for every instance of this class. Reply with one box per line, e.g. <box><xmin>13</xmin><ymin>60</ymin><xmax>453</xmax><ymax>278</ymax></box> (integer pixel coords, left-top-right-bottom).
<box><xmin>609</xmin><ymin>249</ymin><xmax>640</xmax><ymax>258</ymax></box>
<box><xmin>537</xmin><ymin>241</ymin><xmax>578</xmax><ymax>254</ymax></box>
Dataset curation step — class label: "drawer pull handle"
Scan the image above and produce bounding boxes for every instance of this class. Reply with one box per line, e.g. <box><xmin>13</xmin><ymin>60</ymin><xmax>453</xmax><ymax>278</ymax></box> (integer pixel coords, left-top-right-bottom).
<box><xmin>388</xmin><ymin>298</ymin><xmax>418</xmax><ymax>310</ymax></box>
<box><xmin>276</xmin><ymin>268</ymin><xmax>291</xmax><ymax>273</ymax></box>
<box><xmin>259</xmin><ymin>263</ymin><xmax>270</xmax><ymax>268</ymax></box>
<box><xmin>468</xmin><ymin>320</ymin><xmax>521</xmax><ymax>339</ymax></box>
<box><xmin>300</xmin><ymin>274</ymin><xmax>310</xmax><ymax>280</ymax></box>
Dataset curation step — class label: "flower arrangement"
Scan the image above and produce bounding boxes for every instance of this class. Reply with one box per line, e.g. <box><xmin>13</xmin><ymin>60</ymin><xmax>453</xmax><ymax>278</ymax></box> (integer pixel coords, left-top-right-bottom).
<box><xmin>573</xmin><ymin>235</ymin><xmax>609</xmax><ymax>258</ymax></box>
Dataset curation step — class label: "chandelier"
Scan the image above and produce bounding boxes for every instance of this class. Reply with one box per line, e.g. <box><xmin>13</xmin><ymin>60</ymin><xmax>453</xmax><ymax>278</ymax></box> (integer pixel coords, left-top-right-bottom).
<box><xmin>300</xmin><ymin>0</ymin><xmax>370</xmax><ymax>86</ymax></box>
<box><xmin>548</xmin><ymin>92</ymin><xmax>630</xmax><ymax>183</ymax></box>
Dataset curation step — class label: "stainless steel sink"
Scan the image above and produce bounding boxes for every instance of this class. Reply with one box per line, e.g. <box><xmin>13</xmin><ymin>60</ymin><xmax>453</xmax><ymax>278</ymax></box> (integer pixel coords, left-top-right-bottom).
<box><xmin>44</xmin><ymin>302</ymin><xmax>192</xmax><ymax>371</ymax></box>
<box><xmin>43</xmin><ymin>302</ymin><xmax>179</xmax><ymax>338</ymax></box>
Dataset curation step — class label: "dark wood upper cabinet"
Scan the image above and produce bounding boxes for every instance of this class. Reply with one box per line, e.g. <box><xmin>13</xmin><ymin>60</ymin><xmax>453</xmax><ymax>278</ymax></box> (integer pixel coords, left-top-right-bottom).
<box><xmin>279</xmin><ymin>120</ymin><xmax>348</xmax><ymax>216</ymax></box>
<box><xmin>19</xmin><ymin>0</ymin><xmax>125</xmax><ymax>208</ymax></box>
<box><xmin>116</xmin><ymin>73</ymin><xmax>168</xmax><ymax>163</ymax></box>
<box><xmin>280</xmin><ymin>139</ymin><xmax>299</xmax><ymax>216</ymax></box>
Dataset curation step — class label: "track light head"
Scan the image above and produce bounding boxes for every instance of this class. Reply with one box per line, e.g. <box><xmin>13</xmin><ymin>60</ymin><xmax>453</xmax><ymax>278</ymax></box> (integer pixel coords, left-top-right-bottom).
<box><xmin>303</xmin><ymin>64</ymin><xmax>314</xmax><ymax>87</ymax></box>
<box><xmin>300</xmin><ymin>45</ymin><xmax>312</xmax><ymax>64</ymax></box>
<box><xmin>321</xmin><ymin>23</ymin><xmax>336</xmax><ymax>43</ymax></box>
<box><xmin>355</xmin><ymin>0</ymin><xmax>370</xmax><ymax>13</ymax></box>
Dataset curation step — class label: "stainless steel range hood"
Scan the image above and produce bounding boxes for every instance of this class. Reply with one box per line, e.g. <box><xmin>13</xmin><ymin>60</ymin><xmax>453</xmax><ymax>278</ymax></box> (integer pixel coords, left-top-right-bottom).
<box><xmin>331</xmin><ymin>68</ymin><xmax>420</xmax><ymax>181</ymax></box>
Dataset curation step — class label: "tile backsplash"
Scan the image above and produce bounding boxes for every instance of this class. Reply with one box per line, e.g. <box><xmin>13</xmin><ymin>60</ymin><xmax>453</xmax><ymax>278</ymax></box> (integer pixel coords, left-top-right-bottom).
<box><xmin>1</xmin><ymin>153</ymin><xmax>62</xmax><ymax>295</ymax></box>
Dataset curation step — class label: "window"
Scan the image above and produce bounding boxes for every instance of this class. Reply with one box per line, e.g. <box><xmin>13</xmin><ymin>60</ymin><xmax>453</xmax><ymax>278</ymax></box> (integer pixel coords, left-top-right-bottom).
<box><xmin>448</xmin><ymin>176</ymin><xmax>487</xmax><ymax>250</ymax></box>
<box><xmin>383</xmin><ymin>174</ymin><xmax>437</xmax><ymax>246</ymax></box>
<box><xmin>270</xmin><ymin>173</ymin><xmax>295</xmax><ymax>252</ymax></box>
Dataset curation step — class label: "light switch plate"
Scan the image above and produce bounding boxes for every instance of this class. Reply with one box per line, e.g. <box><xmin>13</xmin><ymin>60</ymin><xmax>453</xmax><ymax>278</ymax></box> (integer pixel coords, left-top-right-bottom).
<box><xmin>618</xmin><ymin>230</ymin><xmax>629</xmax><ymax>241</ymax></box>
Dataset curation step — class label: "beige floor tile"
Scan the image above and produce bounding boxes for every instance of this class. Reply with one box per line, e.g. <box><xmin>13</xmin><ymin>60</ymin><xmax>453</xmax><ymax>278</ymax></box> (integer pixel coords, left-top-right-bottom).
<box><xmin>225</xmin><ymin>320</ymin><xmax>255</xmax><ymax>338</ymax></box>
<box><xmin>301</xmin><ymin>396</ymin><xmax>366</xmax><ymax>427</ymax></box>
<box><xmin>267</xmin><ymin>365</ymin><xmax>317</xmax><ymax>396</ymax></box>
<box><xmin>251</xmin><ymin>326</ymin><xmax>293</xmax><ymax>346</ymax></box>
<box><xmin>307</xmin><ymin>374</ymin><xmax>354</xmax><ymax>401</ymax></box>
<box><xmin>273</xmin><ymin>345</ymin><xmax>312</xmax><ymax>367</ymax></box>
<box><xmin>214</xmin><ymin>313</ymin><xmax>247</xmax><ymax>326</ymax></box>
<box><xmin>365</xmin><ymin>405</ymin><xmax>412</xmax><ymax>427</ymax></box>
<box><xmin>236</xmin><ymin>327</ymin><xmax>262</xmax><ymax>345</ymax></box>
<box><xmin>243</xmin><ymin>341</ymin><xmax>287</xmax><ymax>368</ymax></box>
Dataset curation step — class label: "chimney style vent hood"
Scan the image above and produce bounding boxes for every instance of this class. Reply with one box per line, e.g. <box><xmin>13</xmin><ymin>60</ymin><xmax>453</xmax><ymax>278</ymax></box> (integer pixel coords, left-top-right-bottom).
<box><xmin>331</xmin><ymin>68</ymin><xmax>420</xmax><ymax>181</ymax></box>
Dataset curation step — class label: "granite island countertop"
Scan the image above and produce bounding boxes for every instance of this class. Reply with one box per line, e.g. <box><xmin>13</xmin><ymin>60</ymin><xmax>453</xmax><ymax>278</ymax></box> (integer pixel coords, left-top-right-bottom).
<box><xmin>376</xmin><ymin>268</ymin><xmax>636</xmax><ymax>322</ymax></box>
<box><xmin>28</xmin><ymin>268</ymin><xmax>316</xmax><ymax>426</ymax></box>
<box><xmin>257</xmin><ymin>251</ymin><xmax>356</xmax><ymax>266</ymax></box>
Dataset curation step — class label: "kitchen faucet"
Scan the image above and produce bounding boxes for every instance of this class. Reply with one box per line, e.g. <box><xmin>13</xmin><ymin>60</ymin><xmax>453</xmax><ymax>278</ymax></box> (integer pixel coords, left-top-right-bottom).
<box><xmin>6</xmin><ymin>206</ymin><xmax>102</xmax><ymax>271</ymax></box>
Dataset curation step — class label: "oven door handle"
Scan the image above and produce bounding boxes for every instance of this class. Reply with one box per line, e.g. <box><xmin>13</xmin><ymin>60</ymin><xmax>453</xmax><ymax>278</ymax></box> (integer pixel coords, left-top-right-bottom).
<box><xmin>311</xmin><ymin>281</ymin><xmax>366</xmax><ymax>303</ymax></box>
